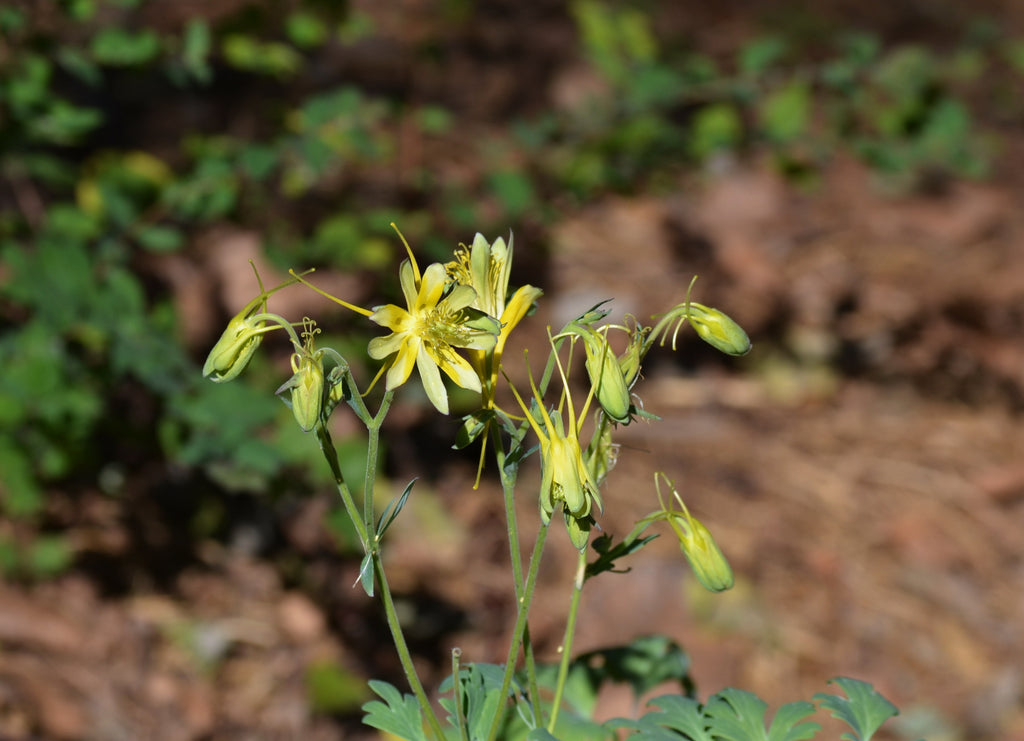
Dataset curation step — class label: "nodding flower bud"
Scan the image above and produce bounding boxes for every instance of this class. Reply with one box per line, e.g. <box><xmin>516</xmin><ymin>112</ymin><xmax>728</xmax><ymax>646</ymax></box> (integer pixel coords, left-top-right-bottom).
<box><xmin>203</xmin><ymin>313</ymin><xmax>269</xmax><ymax>383</ymax></box>
<box><xmin>686</xmin><ymin>302</ymin><xmax>751</xmax><ymax>357</ymax></box>
<box><xmin>203</xmin><ymin>268</ymin><xmax>306</xmax><ymax>383</ymax></box>
<box><xmin>655</xmin><ymin>474</ymin><xmax>734</xmax><ymax>593</ymax></box>
<box><xmin>670</xmin><ymin>510</ymin><xmax>734</xmax><ymax>593</ymax></box>
<box><xmin>581</xmin><ymin>328</ymin><xmax>633</xmax><ymax>424</ymax></box>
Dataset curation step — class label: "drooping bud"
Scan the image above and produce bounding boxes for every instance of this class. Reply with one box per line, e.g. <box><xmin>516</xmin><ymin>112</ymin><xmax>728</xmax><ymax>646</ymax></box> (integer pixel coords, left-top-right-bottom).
<box><xmin>655</xmin><ymin>474</ymin><xmax>734</xmax><ymax>592</ymax></box>
<box><xmin>686</xmin><ymin>302</ymin><xmax>751</xmax><ymax>357</ymax></box>
<box><xmin>203</xmin><ymin>312</ymin><xmax>269</xmax><ymax>383</ymax></box>
<box><xmin>293</xmin><ymin>351</ymin><xmax>325</xmax><ymax>432</ymax></box>
<box><xmin>616</xmin><ymin>323</ymin><xmax>650</xmax><ymax>388</ymax></box>
<box><xmin>203</xmin><ymin>267</ymin><xmax>305</xmax><ymax>382</ymax></box>
<box><xmin>670</xmin><ymin>510</ymin><xmax>734</xmax><ymax>592</ymax></box>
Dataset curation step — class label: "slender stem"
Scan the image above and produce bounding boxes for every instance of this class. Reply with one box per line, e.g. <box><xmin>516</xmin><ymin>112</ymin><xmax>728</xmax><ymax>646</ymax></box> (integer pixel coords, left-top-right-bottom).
<box><xmin>316</xmin><ymin>424</ymin><xmax>369</xmax><ymax>549</ymax></box>
<box><xmin>362</xmin><ymin>391</ymin><xmax>394</xmax><ymax>531</ymax></box>
<box><xmin>485</xmin><ymin>520</ymin><xmax>550</xmax><ymax>741</ymax></box>
<box><xmin>490</xmin><ymin>425</ymin><xmax>541</xmax><ymax>718</ymax></box>
<box><xmin>373</xmin><ymin>551</ymin><xmax>447</xmax><ymax>741</ymax></box>
<box><xmin>547</xmin><ymin>549</ymin><xmax>587</xmax><ymax>734</ymax></box>
<box><xmin>320</xmin><ymin>389</ymin><xmax>443</xmax><ymax>738</ymax></box>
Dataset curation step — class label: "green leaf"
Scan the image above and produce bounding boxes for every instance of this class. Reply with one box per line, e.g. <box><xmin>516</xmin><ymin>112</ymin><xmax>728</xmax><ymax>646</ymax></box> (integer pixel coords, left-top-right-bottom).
<box><xmin>739</xmin><ymin>36</ymin><xmax>787</xmax><ymax>76</ymax></box>
<box><xmin>586</xmin><ymin>530</ymin><xmax>658</xmax><ymax>580</ymax></box>
<box><xmin>25</xmin><ymin>535</ymin><xmax>73</xmax><ymax>578</ymax></box>
<box><xmin>487</xmin><ymin>170</ymin><xmax>537</xmax><ymax>219</ymax></box>
<box><xmin>439</xmin><ymin>663</ymin><xmax>513</xmax><ymax>740</ymax></box>
<box><xmin>90</xmin><ymin>27</ymin><xmax>161</xmax><ymax>66</ymax></box>
<box><xmin>526</xmin><ymin>730</ymin><xmax>561</xmax><ymax>741</ymax></box>
<box><xmin>286</xmin><ymin>11</ymin><xmax>329</xmax><ymax>49</ymax></box>
<box><xmin>181</xmin><ymin>18</ymin><xmax>212</xmax><ymax>84</ymax></box>
<box><xmin>639</xmin><ymin>693</ymin><xmax>711</xmax><ymax>740</ymax></box>
<box><xmin>361</xmin><ymin>680</ymin><xmax>428</xmax><ymax>741</ymax></box>
<box><xmin>704</xmin><ymin>689</ymin><xmax>818</xmax><ymax>741</ymax></box>
<box><xmin>759</xmin><ymin>80</ymin><xmax>811</xmax><ymax>144</ymax></box>
<box><xmin>377</xmin><ymin>479</ymin><xmax>416</xmax><ymax>539</ymax></box>
<box><xmin>222</xmin><ymin>34</ymin><xmax>301</xmax><ymax>78</ymax></box>
<box><xmin>357</xmin><ymin>553</ymin><xmax>374</xmax><ymax>597</ymax></box>
<box><xmin>813</xmin><ymin>677</ymin><xmax>898</xmax><ymax>741</ymax></box>
<box><xmin>689</xmin><ymin>104</ymin><xmax>743</xmax><ymax>160</ymax></box>
<box><xmin>135</xmin><ymin>224</ymin><xmax>184</xmax><ymax>252</ymax></box>
<box><xmin>0</xmin><ymin>443</ymin><xmax>44</xmax><ymax>517</ymax></box>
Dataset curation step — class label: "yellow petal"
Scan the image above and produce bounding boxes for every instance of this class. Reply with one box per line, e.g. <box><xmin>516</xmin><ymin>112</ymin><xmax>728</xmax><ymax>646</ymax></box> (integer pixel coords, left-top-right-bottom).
<box><xmin>434</xmin><ymin>346</ymin><xmax>482</xmax><ymax>392</ymax></box>
<box><xmin>384</xmin><ymin>338</ymin><xmax>418</xmax><ymax>389</ymax></box>
<box><xmin>415</xmin><ymin>342</ymin><xmax>449</xmax><ymax>414</ymax></box>
<box><xmin>370</xmin><ymin>304</ymin><xmax>413</xmax><ymax>332</ymax></box>
<box><xmin>418</xmin><ymin>263</ymin><xmax>448</xmax><ymax>311</ymax></box>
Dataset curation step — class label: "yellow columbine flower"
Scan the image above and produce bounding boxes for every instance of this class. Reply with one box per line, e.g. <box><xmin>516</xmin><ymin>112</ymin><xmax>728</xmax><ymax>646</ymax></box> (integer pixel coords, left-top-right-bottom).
<box><xmin>368</xmin><ymin>250</ymin><xmax>500</xmax><ymax>415</ymax></box>
<box><xmin>447</xmin><ymin>233</ymin><xmax>542</xmax><ymax>404</ymax></box>
<box><xmin>509</xmin><ymin>336</ymin><xmax>603</xmax><ymax>551</ymax></box>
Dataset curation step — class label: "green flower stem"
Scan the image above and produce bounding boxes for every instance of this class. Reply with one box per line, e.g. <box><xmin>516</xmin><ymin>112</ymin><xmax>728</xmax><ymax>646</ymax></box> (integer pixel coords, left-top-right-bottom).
<box><xmin>490</xmin><ymin>424</ymin><xmax>541</xmax><ymax>716</ymax></box>
<box><xmin>547</xmin><ymin>549</ymin><xmax>587</xmax><ymax>734</ymax></box>
<box><xmin>362</xmin><ymin>390</ymin><xmax>394</xmax><ymax>533</ymax></box>
<box><xmin>315</xmin><ymin>424</ymin><xmax>369</xmax><ymax>550</ymax></box>
<box><xmin>320</xmin><ymin>389</ymin><xmax>442</xmax><ymax>739</ymax></box>
<box><xmin>485</xmin><ymin>519</ymin><xmax>550</xmax><ymax>741</ymax></box>
<box><xmin>373</xmin><ymin>550</ymin><xmax>447</xmax><ymax>741</ymax></box>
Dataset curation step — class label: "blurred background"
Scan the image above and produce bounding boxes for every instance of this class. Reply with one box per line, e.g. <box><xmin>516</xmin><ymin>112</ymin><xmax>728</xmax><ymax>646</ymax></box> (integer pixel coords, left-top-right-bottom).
<box><xmin>3</xmin><ymin>0</ymin><xmax>1024</xmax><ymax>739</ymax></box>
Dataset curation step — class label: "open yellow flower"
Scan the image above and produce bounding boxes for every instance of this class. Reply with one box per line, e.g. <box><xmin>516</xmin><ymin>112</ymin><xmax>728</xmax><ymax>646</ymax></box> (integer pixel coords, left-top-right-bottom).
<box><xmin>368</xmin><ymin>255</ymin><xmax>500</xmax><ymax>415</ymax></box>
<box><xmin>447</xmin><ymin>233</ymin><xmax>542</xmax><ymax>405</ymax></box>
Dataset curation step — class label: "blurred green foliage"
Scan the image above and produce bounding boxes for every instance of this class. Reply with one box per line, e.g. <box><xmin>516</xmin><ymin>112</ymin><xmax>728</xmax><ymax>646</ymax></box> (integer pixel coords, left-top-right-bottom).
<box><xmin>1</xmin><ymin>0</ymin><xmax>1022</xmax><ymax>580</ymax></box>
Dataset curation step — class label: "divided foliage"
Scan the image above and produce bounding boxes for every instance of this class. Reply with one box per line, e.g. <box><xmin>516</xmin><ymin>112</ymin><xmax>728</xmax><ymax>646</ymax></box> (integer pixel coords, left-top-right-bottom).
<box><xmin>363</xmin><ymin>635</ymin><xmax>904</xmax><ymax>741</ymax></box>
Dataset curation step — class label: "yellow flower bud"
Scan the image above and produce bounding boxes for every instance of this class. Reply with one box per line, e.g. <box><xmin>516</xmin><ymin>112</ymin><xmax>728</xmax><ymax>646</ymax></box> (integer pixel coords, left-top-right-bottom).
<box><xmin>686</xmin><ymin>302</ymin><xmax>751</xmax><ymax>357</ymax></box>
<box><xmin>203</xmin><ymin>312</ymin><xmax>268</xmax><ymax>383</ymax></box>
<box><xmin>670</xmin><ymin>511</ymin><xmax>734</xmax><ymax>592</ymax></box>
<box><xmin>656</xmin><ymin>474</ymin><xmax>734</xmax><ymax>592</ymax></box>
<box><xmin>581</xmin><ymin>328</ymin><xmax>633</xmax><ymax>424</ymax></box>
<box><xmin>203</xmin><ymin>268</ymin><xmax>305</xmax><ymax>382</ymax></box>
<box><xmin>285</xmin><ymin>348</ymin><xmax>326</xmax><ymax>433</ymax></box>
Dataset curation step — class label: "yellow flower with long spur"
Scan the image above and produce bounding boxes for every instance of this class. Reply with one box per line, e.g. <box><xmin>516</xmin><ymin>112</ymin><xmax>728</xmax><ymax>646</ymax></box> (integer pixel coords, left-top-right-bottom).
<box><xmin>508</xmin><ymin>335</ymin><xmax>603</xmax><ymax>551</ymax></box>
<box><xmin>446</xmin><ymin>233</ymin><xmax>542</xmax><ymax>406</ymax></box>
<box><xmin>368</xmin><ymin>233</ymin><xmax>501</xmax><ymax>415</ymax></box>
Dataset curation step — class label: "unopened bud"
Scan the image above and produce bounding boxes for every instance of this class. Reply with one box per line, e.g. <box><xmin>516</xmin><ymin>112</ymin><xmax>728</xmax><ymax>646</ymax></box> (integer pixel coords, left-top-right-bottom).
<box><xmin>687</xmin><ymin>303</ymin><xmax>751</xmax><ymax>357</ymax></box>
<box><xmin>671</xmin><ymin>511</ymin><xmax>734</xmax><ymax>592</ymax></box>
<box><xmin>204</xmin><ymin>314</ymin><xmax>269</xmax><ymax>383</ymax></box>
<box><xmin>279</xmin><ymin>349</ymin><xmax>325</xmax><ymax>432</ymax></box>
<box><xmin>581</xmin><ymin>329</ymin><xmax>632</xmax><ymax>423</ymax></box>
